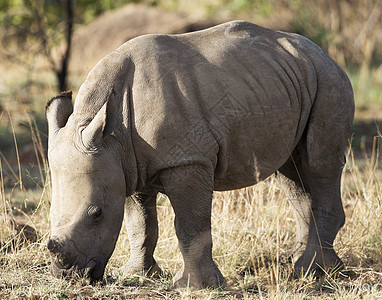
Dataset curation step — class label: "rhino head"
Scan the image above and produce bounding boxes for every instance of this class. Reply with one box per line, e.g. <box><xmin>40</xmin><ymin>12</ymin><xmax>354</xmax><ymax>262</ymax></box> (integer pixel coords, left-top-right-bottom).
<box><xmin>45</xmin><ymin>90</ymin><xmax>126</xmax><ymax>281</ymax></box>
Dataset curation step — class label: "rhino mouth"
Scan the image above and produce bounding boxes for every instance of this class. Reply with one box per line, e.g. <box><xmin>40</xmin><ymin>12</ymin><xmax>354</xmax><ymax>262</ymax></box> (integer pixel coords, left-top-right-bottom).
<box><xmin>50</xmin><ymin>258</ymin><xmax>104</xmax><ymax>282</ymax></box>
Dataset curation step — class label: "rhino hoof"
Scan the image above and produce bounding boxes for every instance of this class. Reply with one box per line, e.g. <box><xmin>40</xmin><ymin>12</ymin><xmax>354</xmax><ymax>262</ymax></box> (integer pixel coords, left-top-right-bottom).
<box><xmin>120</xmin><ymin>259</ymin><xmax>162</xmax><ymax>278</ymax></box>
<box><xmin>173</xmin><ymin>267</ymin><xmax>226</xmax><ymax>288</ymax></box>
<box><xmin>294</xmin><ymin>250</ymin><xmax>344</xmax><ymax>278</ymax></box>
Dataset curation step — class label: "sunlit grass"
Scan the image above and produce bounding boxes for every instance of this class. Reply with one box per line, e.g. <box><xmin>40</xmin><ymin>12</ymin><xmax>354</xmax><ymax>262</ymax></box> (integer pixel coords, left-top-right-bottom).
<box><xmin>348</xmin><ymin>66</ymin><xmax>382</xmax><ymax>116</ymax></box>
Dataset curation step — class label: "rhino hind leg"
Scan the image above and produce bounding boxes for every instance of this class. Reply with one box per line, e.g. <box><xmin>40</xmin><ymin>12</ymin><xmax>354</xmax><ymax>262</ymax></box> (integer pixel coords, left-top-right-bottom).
<box><xmin>293</xmin><ymin>166</ymin><xmax>345</xmax><ymax>277</ymax></box>
<box><xmin>278</xmin><ymin>158</ymin><xmax>311</xmax><ymax>263</ymax></box>
<box><xmin>121</xmin><ymin>192</ymin><xmax>161</xmax><ymax>277</ymax></box>
<box><xmin>278</xmin><ymin>152</ymin><xmax>345</xmax><ymax>277</ymax></box>
<box><xmin>289</xmin><ymin>94</ymin><xmax>351</xmax><ymax>277</ymax></box>
<box><xmin>159</xmin><ymin>165</ymin><xmax>225</xmax><ymax>288</ymax></box>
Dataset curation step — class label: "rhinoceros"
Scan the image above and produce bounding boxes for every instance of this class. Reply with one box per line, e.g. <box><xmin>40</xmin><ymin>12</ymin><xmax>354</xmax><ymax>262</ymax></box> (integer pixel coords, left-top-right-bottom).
<box><xmin>46</xmin><ymin>21</ymin><xmax>354</xmax><ymax>287</ymax></box>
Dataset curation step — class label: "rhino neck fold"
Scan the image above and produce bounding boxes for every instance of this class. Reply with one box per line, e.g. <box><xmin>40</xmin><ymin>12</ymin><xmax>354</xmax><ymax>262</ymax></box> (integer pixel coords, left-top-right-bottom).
<box><xmin>71</xmin><ymin>48</ymin><xmax>139</xmax><ymax>197</ymax></box>
<box><xmin>122</xmin><ymin>85</ymin><xmax>139</xmax><ymax>197</ymax></box>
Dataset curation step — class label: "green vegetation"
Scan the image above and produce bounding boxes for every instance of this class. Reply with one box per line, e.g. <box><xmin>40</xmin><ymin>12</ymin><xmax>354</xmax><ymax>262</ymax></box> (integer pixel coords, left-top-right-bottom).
<box><xmin>0</xmin><ymin>0</ymin><xmax>381</xmax><ymax>298</ymax></box>
<box><xmin>0</xmin><ymin>0</ymin><xmax>137</xmax><ymax>29</ymax></box>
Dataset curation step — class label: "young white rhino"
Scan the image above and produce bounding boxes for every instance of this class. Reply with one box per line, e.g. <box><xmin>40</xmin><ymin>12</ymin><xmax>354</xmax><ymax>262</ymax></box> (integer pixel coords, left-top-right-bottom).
<box><xmin>46</xmin><ymin>21</ymin><xmax>354</xmax><ymax>287</ymax></box>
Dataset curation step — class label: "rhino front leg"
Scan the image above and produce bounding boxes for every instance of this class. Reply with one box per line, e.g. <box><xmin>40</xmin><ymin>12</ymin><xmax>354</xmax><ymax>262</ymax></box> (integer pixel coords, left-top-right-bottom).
<box><xmin>159</xmin><ymin>166</ymin><xmax>225</xmax><ymax>288</ymax></box>
<box><xmin>121</xmin><ymin>192</ymin><xmax>161</xmax><ymax>276</ymax></box>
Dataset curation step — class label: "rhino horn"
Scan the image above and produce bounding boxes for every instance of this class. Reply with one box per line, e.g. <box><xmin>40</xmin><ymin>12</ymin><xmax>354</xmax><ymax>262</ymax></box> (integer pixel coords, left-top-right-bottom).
<box><xmin>46</xmin><ymin>91</ymin><xmax>73</xmax><ymax>134</ymax></box>
<box><xmin>81</xmin><ymin>87</ymin><xmax>116</xmax><ymax>150</ymax></box>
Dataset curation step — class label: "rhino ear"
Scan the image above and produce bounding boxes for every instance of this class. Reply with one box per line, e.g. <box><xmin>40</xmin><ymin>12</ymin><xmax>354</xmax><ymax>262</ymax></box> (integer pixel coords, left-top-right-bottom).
<box><xmin>46</xmin><ymin>91</ymin><xmax>73</xmax><ymax>134</ymax></box>
<box><xmin>81</xmin><ymin>87</ymin><xmax>117</xmax><ymax>150</ymax></box>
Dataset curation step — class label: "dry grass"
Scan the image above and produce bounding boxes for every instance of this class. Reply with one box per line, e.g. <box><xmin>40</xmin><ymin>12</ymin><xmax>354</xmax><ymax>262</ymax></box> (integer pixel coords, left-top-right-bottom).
<box><xmin>0</xmin><ymin>128</ymin><xmax>381</xmax><ymax>299</ymax></box>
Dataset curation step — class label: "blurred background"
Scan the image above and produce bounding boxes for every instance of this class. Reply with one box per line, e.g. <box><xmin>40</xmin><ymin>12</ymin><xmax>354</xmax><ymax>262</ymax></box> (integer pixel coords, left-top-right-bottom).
<box><xmin>0</xmin><ymin>0</ymin><xmax>381</xmax><ymax>218</ymax></box>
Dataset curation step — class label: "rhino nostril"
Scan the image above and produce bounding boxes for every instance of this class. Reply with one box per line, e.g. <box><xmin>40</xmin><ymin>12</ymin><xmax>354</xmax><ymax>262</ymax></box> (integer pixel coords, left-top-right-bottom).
<box><xmin>47</xmin><ymin>238</ymin><xmax>60</xmax><ymax>254</ymax></box>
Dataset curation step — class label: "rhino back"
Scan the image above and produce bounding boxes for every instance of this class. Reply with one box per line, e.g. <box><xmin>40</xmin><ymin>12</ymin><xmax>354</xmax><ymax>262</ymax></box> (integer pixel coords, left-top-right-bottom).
<box><xmin>123</xmin><ymin>21</ymin><xmax>327</xmax><ymax>190</ymax></box>
<box><xmin>72</xmin><ymin>21</ymin><xmax>345</xmax><ymax>191</ymax></box>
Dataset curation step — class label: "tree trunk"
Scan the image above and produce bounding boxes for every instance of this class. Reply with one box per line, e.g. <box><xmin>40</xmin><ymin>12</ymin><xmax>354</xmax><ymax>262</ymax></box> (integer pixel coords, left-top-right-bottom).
<box><xmin>57</xmin><ymin>0</ymin><xmax>74</xmax><ymax>92</ymax></box>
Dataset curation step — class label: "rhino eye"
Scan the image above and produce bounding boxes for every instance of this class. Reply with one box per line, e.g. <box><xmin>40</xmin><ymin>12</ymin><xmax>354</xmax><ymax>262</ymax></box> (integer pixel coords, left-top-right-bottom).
<box><xmin>88</xmin><ymin>206</ymin><xmax>102</xmax><ymax>222</ymax></box>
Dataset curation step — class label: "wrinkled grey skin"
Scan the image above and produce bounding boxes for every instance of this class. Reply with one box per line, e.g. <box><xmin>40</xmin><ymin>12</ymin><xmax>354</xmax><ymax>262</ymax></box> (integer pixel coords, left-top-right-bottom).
<box><xmin>46</xmin><ymin>21</ymin><xmax>354</xmax><ymax>287</ymax></box>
